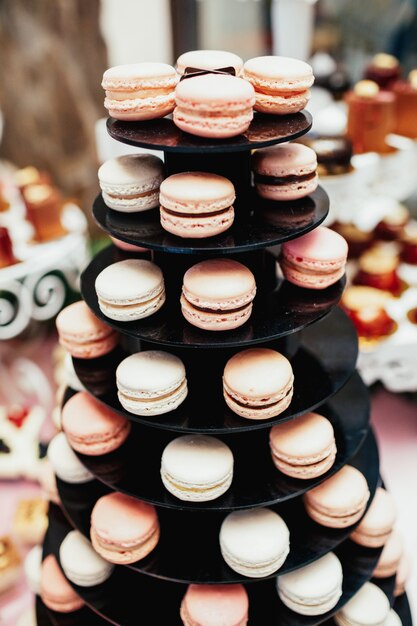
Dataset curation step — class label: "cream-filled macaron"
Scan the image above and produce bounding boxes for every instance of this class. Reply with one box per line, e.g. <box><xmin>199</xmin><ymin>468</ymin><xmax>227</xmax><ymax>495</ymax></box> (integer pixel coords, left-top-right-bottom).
<box><xmin>223</xmin><ymin>348</ymin><xmax>294</xmax><ymax>420</ymax></box>
<box><xmin>99</xmin><ymin>154</ymin><xmax>164</xmax><ymax>213</ymax></box>
<box><xmin>161</xmin><ymin>435</ymin><xmax>234</xmax><ymax>502</ymax></box>
<box><xmin>95</xmin><ymin>259</ymin><xmax>165</xmax><ymax>322</ymax></box>
<box><xmin>47</xmin><ymin>433</ymin><xmax>94</xmax><ymax>484</ymax></box>
<box><xmin>350</xmin><ymin>487</ymin><xmax>396</xmax><ymax>548</ymax></box>
<box><xmin>59</xmin><ymin>530</ymin><xmax>114</xmax><ymax>587</ymax></box>
<box><xmin>334</xmin><ymin>582</ymin><xmax>390</xmax><ymax>626</ymax></box>
<box><xmin>220</xmin><ymin>507</ymin><xmax>290</xmax><ymax>578</ymax></box>
<box><xmin>160</xmin><ymin>172</ymin><xmax>235</xmax><ymax>239</ymax></box>
<box><xmin>270</xmin><ymin>412</ymin><xmax>336</xmax><ymax>479</ymax></box>
<box><xmin>176</xmin><ymin>50</ymin><xmax>244</xmax><ymax>76</ymax></box>
<box><xmin>116</xmin><ymin>351</ymin><xmax>187</xmax><ymax>416</ymax></box>
<box><xmin>277</xmin><ymin>552</ymin><xmax>343</xmax><ymax>615</ymax></box>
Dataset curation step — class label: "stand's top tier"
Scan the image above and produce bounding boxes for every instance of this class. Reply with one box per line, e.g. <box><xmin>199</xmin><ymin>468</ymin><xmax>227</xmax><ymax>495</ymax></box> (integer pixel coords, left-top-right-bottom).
<box><xmin>106</xmin><ymin>111</ymin><xmax>312</xmax><ymax>154</ymax></box>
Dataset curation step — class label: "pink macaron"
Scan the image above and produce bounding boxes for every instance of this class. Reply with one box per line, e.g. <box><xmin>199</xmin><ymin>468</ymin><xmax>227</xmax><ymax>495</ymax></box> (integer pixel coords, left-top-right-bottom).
<box><xmin>90</xmin><ymin>492</ymin><xmax>160</xmax><ymax>564</ymax></box>
<box><xmin>281</xmin><ymin>226</ymin><xmax>348</xmax><ymax>290</ymax></box>
<box><xmin>174</xmin><ymin>74</ymin><xmax>256</xmax><ymax>139</ymax></box>
<box><xmin>110</xmin><ymin>237</ymin><xmax>148</xmax><ymax>253</ymax></box>
<box><xmin>62</xmin><ymin>391</ymin><xmax>131</xmax><ymax>456</ymax></box>
<box><xmin>160</xmin><ymin>172</ymin><xmax>235</xmax><ymax>238</ymax></box>
<box><xmin>252</xmin><ymin>143</ymin><xmax>318</xmax><ymax>200</ymax></box>
<box><xmin>269</xmin><ymin>412</ymin><xmax>336</xmax><ymax>479</ymax></box>
<box><xmin>304</xmin><ymin>465</ymin><xmax>370</xmax><ymax>528</ymax></box>
<box><xmin>180</xmin><ymin>584</ymin><xmax>249</xmax><ymax>626</ymax></box>
<box><xmin>40</xmin><ymin>554</ymin><xmax>84</xmax><ymax>613</ymax></box>
<box><xmin>102</xmin><ymin>62</ymin><xmax>178</xmax><ymax>121</ymax></box>
<box><xmin>56</xmin><ymin>301</ymin><xmax>118</xmax><ymax>359</ymax></box>
<box><xmin>243</xmin><ymin>56</ymin><xmax>314</xmax><ymax>115</ymax></box>
<box><xmin>181</xmin><ymin>258</ymin><xmax>256</xmax><ymax>331</ymax></box>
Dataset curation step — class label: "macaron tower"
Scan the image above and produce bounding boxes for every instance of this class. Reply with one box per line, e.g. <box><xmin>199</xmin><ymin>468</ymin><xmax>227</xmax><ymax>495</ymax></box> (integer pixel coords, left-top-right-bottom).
<box><xmin>40</xmin><ymin>49</ymin><xmax>404</xmax><ymax>626</ymax></box>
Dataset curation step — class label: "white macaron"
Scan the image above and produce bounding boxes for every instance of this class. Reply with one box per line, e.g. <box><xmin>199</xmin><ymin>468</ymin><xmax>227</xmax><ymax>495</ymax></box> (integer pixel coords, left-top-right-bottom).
<box><xmin>47</xmin><ymin>433</ymin><xmax>93</xmax><ymax>484</ymax></box>
<box><xmin>220</xmin><ymin>507</ymin><xmax>290</xmax><ymax>578</ymax></box>
<box><xmin>160</xmin><ymin>435</ymin><xmax>234</xmax><ymax>502</ymax></box>
<box><xmin>277</xmin><ymin>551</ymin><xmax>343</xmax><ymax>615</ymax></box>
<box><xmin>59</xmin><ymin>530</ymin><xmax>114</xmax><ymax>587</ymax></box>
<box><xmin>24</xmin><ymin>545</ymin><xmax>43</xmax><ymax>595</ymax></box>
<box><xmin>98</xmin><ymin>154</ymin><xmax>164</xmax><ymax>213</ymax></box>
<box><xmin>116</xmin><ymin>351</ymin><xmax>187</xmax><ymax>416</ymax></box>
<box><xmin>95</xmin><ymin>259</ymin><xmax>165</xmax><ymax>322</ymax></box>
<box><xmin>334</xmin><ymin>582</ymin><xmax>390</xmax><ymax>626</ymax></box>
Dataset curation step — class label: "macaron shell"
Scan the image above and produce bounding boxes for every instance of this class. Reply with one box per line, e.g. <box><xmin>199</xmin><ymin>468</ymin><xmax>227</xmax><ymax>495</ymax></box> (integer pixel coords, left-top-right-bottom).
<box><xmin>224</xmin><ymin>380</ymin><xmax>293</xmax><ymax>420</ymax></box>
<box><xmin>181</xmin><ymin>295</ymin><xmax>253</xmax><ymax>331</ymax></box>
<box><xmin>256</xmin><ymin>173</ymin><xmax>318</xmax><ymax>201</ymax></box>
<box><xmin>243</xmin><ymin>56</ymin><xmax>314</xmax><ymax>91</ymax></box>
<box><xmin>59</xmin><ymin>333</ymin><xmax>118</xmax><ymax>359</ymax></box>
<box><xmin>116</xmin><ymin>351</ymin><xmax>186</xmax><ymax>396</ymax></box>
<box><xmin>282</xmin><ymin>227</ymin><xmax>348</xmax><ymax>266</ymax></box>
<box><xmin>281</xmin><ymin>259</ymin><xmax>345</xmax><ymax>290</ymax></box>
<box><xmin>98</xmin><ymin>290</ymin><xmax>165</xmax><ymax>322</ymax></box>
<box><xmin>269</xmin><ymin>412</ymin><xmax>336</xmax><ymax>463</ymax></box>
<box><xmin>99</xmin><ymin>154</ymin><xmax>163</xmax><ymax>196</ymax></box>
<box><xmin>95</xmin><ymin>259</ymin><xmax>164</xmax><ymax>305</ymax></box>
<box><xmin>272</xmin><ymin>445</ymin><xmax>336</xmax><ymax>479</ymax></box>
<box><xmin>160</xmin><ymin>172</ymin><xmax>236</xmax><ymax>214</ymax></box>
<box><xmin>254</xmin><ymin>90</ymin><xmax>310</xmax><ymax>115</ymax></box>
<box><xmin>118</xmin><ymin>378</ymin><xmax>188</xmax><ymax>416</ymax></box>
<box><xmin>102</xmin><ymin>63</ymin><xmax>178</xmax><ymax>90</ymax></box>
<box><xmin>350</xmin><ymin>487</ymin><xmax>396</xmax><ymax>548</ymax></box>
<box><xmin>106</xmin><ymin>94</ymin><xmax>176</xmax><ymax>122</ymax></box>
<box><xmin>102</xmin><ymin>188</ymin><xmax>160</xmax><ymax>212</ymax></box>
<box><xmin>59</xmin><ymin>530</ymin><xmax>114</xmax><ymax>587</ymax></box>
<box><xmin>176</xmin><ymin>50</ymin><xmax>244</xmax><ymax>75</ymax></box>
<box><xmin>56</xmin><ymin>301</ymin><xmax>117</xmax><ymax>356</ymax></box>
<box><xmin>174</xmin><ymin>109</ymin><xmax>254</xmax><ymax>139</ymax></box>
<box><xmin>161</xmin><ymin>205</ymin><xmax>234</xmax><ymax>238</ymax></box>
<box><xmin>180</xmin><ymin>584</ymin><xmax>249</xmax><ymax>626</ymax></box>
<box><xmin>40</xmin><ymin>555</ymin><xmax>84</xmax><ymax>614</ymax></box>
<box><xmin>47</xmin><ymin>433</ymin><xmax>94</xmax><ymax>484</ymax></box>
<box><xmin>253</xmin><ymin>142</ymin><xmax>317</xmax><ymax>175</ymax></box>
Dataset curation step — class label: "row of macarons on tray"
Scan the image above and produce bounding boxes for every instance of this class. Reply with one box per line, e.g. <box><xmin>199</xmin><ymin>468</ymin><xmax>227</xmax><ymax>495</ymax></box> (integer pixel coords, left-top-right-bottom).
<box><xmin>75</xmin><ymin>227</ymin><xmax>348</xmax><ymax>328</ymax></box>
<box><xmin>102</xmin><ymin>51</ymin><xmax>315</xmax><ymax>139</ymax></box>
<box><xmin>98</xmin><ymin>142</ymin><xmax>318</xmax><ymax>240</ymax></box>
<box><xmin>40</xmin><ymin>480</ymin><xmax>399</xmax><ymax>621</ymax></box>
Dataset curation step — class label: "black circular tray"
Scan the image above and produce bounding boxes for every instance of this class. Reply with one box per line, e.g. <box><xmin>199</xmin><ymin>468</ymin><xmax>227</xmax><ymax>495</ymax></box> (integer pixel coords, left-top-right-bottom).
<box><xmin>72</xmin><ymin>306</ymin><xmax>358</xmax><ymax>434</ymax></box>
<box><xmin>64</xmin><ymin>372</ymin><xmax>369</xmax><ymax>511</ymax></box>
<box><xmin>93</xmin><ymin>187</ymin><xmax>328</xmax><ymax>255</ymax></box>
<box><xmin>56</xmin><ymin>428</ymin><xmax>379</xmax><ymax>585</ymax></box>
<box><xmin>81</xmin><ymin>245</ymin><xmax>346</xmax><ymax>348</ymax></box>
<box><xmin>106</xmin><ymin>112</ymin><xmax>312</xmax><ymax>154</ymax></box>
<box><xmin>46</xmin><ymin>498</ymin><xmax>388</xmax><ymax>626</ymax></box>
<box><xmin>393</xmin><ymin>593</ymin><xmax>413</xmax><ymax>626</ymax></box>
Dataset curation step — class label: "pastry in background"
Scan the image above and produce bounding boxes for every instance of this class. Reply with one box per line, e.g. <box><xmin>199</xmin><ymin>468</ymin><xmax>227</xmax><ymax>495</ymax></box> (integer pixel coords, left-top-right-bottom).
<box><xmin>13</xmin><ymin>498</ymin><xmax>48</xmax><ymax>545</ymax></box>
<box><xmin>354</xmin><ymin>247</ymin><xmax>402</xmax><ymax>295</ymax></box>
<box><xmin>22</xmin><ymin>184</ymin><xmax>66</xmax><ymax>242</ymax></box>
<box><xmin>0</xmin><ymin>226</ymin><xmax>17</xmax><ymax>268</ymax></box>
<box><xmin>346</xmin><ymin>80</ymin><xmax>396</xmax><ymax>154</ymax></box>
<box><xmin>300</xmin><ymin>136</ymin><xmax>353</xmax><ymax>177</ymax></box>
<box><xmin>0</xmin><ymin>183</ymin><xmax>10</xmax><ymax>213</ymax></box>
<box><xmin>309</xmin><ymin>52</ymin><xmax>350</xmax><ymax>100</ymax></box>
<box><xmin>364</xmin><ymin>53</ymin><xmax>401</xmax><ymax>89</ymax></box>
<box><xmin>375</xmin><ymin>204</ymin><xmax>409</xmax><ymax>241</ymax></box>
<box><xmin>401</xmin><ymin>222</ymin><xmax>417</xmax><ymax>265</ymax></box>
<box><xmin>0</xmin><ymin>405</ymin><xmax>45</xmax><ymax>481</ymax></box>
<box><xmin>14</xmin><ymin>166</ymin><xmax>52</xmax><ymax>190</ymax></box>
<box><xmin>393</xmin><ymin>70</ymin><xmax>417</xmax><ymax>138</ymax></box>
<box><xmin>341</xmin><ymin>286</ymin><xmax>396</xmax><ymax>345</ymax></box>
<box><xmin>0</xmin><ymin>535</ymin><xmax>22</xmax><ymax>594</ymax></box>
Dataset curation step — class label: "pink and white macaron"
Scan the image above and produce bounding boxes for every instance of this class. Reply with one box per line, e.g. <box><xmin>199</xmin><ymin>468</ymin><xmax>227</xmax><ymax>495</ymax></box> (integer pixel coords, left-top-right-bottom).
<box><xmin>160</xmin><ymin>172</ymin><xmax>235</xmax><ymax>238</ymax></box>
<box><xmin>280</xmin><ymin>227</ymin><xmax>348</xmax><ymax>290</ymax></box>
<box><xmin>243</xmin><ymin>56</ymin><xmax>314</xmax><ymax>115</ymax></box>
<box><xmin>174</xmin><ymin>74</ymin><xmax>256</xmax><ymax>139</ymax></box>
<box><xmin>252</xmin><ymin>143</ymin><xmax>318</xmax><ymax>201</ymax></box>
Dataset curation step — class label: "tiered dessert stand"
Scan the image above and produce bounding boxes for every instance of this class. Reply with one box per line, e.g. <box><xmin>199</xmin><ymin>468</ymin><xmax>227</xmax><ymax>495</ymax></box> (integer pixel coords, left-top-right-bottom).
<box><xmin>39</xmin><ymin>112</ymin><xmax>412</xmax><ymax>625</ymax></box>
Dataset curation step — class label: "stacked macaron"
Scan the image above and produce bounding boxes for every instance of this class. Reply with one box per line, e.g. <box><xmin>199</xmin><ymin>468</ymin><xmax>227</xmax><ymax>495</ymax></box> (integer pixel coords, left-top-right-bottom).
<box><xmin>159</xmin><ymin>172</ymin><xmax>235</xmax><ymax>238</ymax></box>
<box><xmin>334</xmin><ymin>582</ymin><xmax>390</xmax><ymax>626</ymax></box>
<box><xmin>160</xmin><ymin>435</ymin><xmax>234</xmax><ymax>502</ymax></box>
<box><xmin>350</xmin><ymin>487</ymin><xmax>396</xmax><ymax>548</ymax></box>
<box><xmin>40</xmin><ymin>554</ymin><xmax>84</xmax><ymax>613</ymax></box>
<box><xmin>47</xmin><ymin>433</ymin><xmax>94</xmax><ymax>485</ymax></box>
<box><xmin>102</xmin><ymin>62</ymin><xmax>178</xmax><ymax>121</ymax></box>
<box><xmin>62</xmin><ymin>392</ymin><xmax>131</xmax><ymax>456</ymax></box>
<box><xmin>56</xmin><ymin>301</ymin><xmax>118</xmax><ymax>359</ymax></box>
<box><xmin>251</xmin><ymin>142</ymin><xmax>318</xmax><ymax>200</ymax></box>
<box><xmin>303</xmin><ymin>465</ymin><xmax>370</xmax><ymax>528</ymax></box>
<box><xmin>269</xmin><ymin>412</ymin><xmax>337</xmax><ymax>479</ymax></box>
<box><xmin>181</xmin><ymin>259</ymin><xmax>256</xmax><ymax>331</ymax></box>
<box><xmin>90</xmin><ymin>493</ymin><xmax>160</xmax><ymax>564</ymax></box>
<box><xmin>219</xmin><ymin>507</ymin><xmax>290</xmax><ymax>577</ymax></box>
<box><xmin>95</xmin><ymin>258</ymin><xmax>165</xmax><ymax>321</ymax></box>
<box><xmin>277</xmin><ymin>552</ymin><xmax>343</xmax><ymax>615</ymax></box>
<box><xmin>60</xmin><ymin>530</ymin><xmax>114</xmax><ymax>586</ymax></box>
<box><xmin>223</xmin><ymin>348</ymin><xmax>294</xmax><ymax>420</ymax></box>
<box><xmin>116</xmin><ymin>351</ymin><xmax>187</xmax><ymax>416</ymax></box>
<box><xmin>98</xmin><ymin>154</ymin><xmax>164</xmax><ymax>213</ymax></box>
<box><xmin>280</xmin><ymin>226</ymin><xmax>348</xmax><ymax>290</ymax></box>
